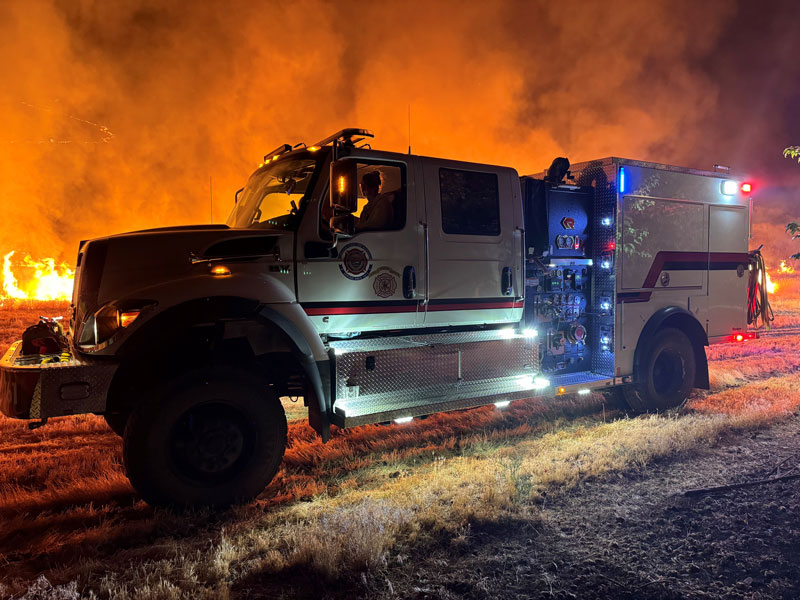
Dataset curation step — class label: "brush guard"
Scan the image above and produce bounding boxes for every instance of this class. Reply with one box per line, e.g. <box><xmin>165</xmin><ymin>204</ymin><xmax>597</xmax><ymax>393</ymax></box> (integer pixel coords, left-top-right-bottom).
<box><xmin>0</xmin><ymin>340</ymin><xmax>117</xmax><ymax>420</ymax></box>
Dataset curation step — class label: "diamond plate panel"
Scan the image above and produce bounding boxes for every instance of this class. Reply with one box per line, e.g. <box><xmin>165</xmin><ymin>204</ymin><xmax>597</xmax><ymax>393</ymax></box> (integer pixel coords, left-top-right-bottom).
<box><xmin>570</xmin><ymin>159</ymin><xmax>617</xmax><ymax>377</ymax></box>
<box><xmin>334</xmin><ymin>370</ymin><xmax>613</xmax><ymax>427</ymax></box>
<box><xmin>460</xmin><ymin>339</ymin><xmax>538</xmax><ymax>381</ymax></box>
<box><xmin>329</xmin><ymin>328</ymin><xmax>527</xmax><ymax>353</ymax></box>
<box><xmin>333</xmin><ymin>335</ymin><xmax>539</xmax><ymax>420</ymax></box>
<box><xmin>336</xmin><ymin>344</ymin><xmax>460</xmax><ymax>397</ymax></box>
<box><xmin>37</xmin><ymin>361</ymin><xmax>118</xmax><ymax>417</ymax></box>
<box><xmin>4</xmin><ymin>341</ymin><xmax>118</xmax><ymax>418</ymax></box>
<box><xmin>335</xmin><ymin>385</ymin><xmax>541</xmax><ymax>427</ymax></box>
<box><xmin>549</xmin><ymin>371</ymin><xmax>610</xmax><ymax>388</ymax></box>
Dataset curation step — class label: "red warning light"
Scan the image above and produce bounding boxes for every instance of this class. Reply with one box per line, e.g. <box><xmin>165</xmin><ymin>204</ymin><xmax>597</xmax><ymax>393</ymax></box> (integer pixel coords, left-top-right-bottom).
<box><xmin>741</xmin><ymin>183</ymin><xmax>752</xmax><ymax>193</ymax></box>
<box><xmin>727</xmin><ymin>332</ymin><xmax>757</xmax><ymax>343</ymax></box>
<box><xmin>608</xmin><ymin>241</ymin><xmax>616</xmax><ymax>250</ymax></box>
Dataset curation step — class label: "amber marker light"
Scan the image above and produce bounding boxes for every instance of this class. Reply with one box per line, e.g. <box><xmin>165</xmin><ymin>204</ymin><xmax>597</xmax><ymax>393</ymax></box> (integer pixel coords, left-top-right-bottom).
<box><xmin>210</xmin><ymin>264</ymin><xmax>231</xmax><ymax>276</ymax></box>
<box><xmin>119</xmin><ymin>311</ymin><xmax>140</xmax><ymax>328</ymax></box>
<box><xmin>308</xmin><ymin>146</ymin><xmax>320</xmax><ymax>152</ymax></box>
<box><xmin>338</xmin><ymin>175</ymin><xmax>346</xmax><ymax>194</ymax></box>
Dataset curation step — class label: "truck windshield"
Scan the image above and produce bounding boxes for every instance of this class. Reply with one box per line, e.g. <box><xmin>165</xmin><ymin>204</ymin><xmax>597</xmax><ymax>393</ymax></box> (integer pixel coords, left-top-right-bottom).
<box><xmin>226</xmin><ymin>157</ymin><xmax>320</xmax><ymax>229</ymax></box>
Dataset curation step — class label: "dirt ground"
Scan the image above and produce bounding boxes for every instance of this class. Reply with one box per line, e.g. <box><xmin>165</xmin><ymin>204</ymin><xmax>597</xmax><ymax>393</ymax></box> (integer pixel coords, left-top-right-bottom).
<box><xmin>390</xmin><ymin>416</ymin><xmax>800</xmax><ymax>600</ymax></box>
<box><xmin>238</xmin><ymin>415</ymin><xmax>800</xmax><ymax>600</ymax></box>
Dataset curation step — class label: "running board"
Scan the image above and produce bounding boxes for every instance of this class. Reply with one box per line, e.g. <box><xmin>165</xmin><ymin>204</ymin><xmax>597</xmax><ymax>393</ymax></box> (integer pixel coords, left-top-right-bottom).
<box><xmin>332</xmin><ymin>375</ymin><xmax>546</xmax><ymax>427</ymax></box>
<box><xmin>331</xmin><ymin>371</ymin><xmax>614</xmax><ymax>427</ymax></box>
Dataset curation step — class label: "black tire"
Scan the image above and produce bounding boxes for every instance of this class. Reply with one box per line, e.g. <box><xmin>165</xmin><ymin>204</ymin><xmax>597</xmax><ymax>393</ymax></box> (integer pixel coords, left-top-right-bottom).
<box><xmin>623</xmin><ymin>327</ymin><xmax>696</xmax><ymax>412</ymax></box>
<box><xmin>123</xmin><ymin>366</ymin><xmax>287</xmax><ymax>508</ymax></box>
<box><xmin>103</xmin><ymin>411</ymin><xmax>128</xmax><ymax>437</ymax></box>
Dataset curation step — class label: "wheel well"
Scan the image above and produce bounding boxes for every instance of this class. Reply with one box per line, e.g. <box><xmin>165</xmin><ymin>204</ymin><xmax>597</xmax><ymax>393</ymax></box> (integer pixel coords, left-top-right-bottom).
<box><xmin>105</xmin><ymin>304</ymin><xmax>310</xmax><ymax>416</ymax></box>
<box><xmin>634</xmin><ymin>308</ymin><xmax>710</xmax><ymax>390</ymax></box>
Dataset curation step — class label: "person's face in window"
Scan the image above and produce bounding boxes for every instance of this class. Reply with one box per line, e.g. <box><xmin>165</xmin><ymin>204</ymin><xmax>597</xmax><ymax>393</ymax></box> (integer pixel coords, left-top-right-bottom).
<box><xmin>361</xmin><ymin>181</ymin><xmax>379</xmax><ymax>200</ymax></box>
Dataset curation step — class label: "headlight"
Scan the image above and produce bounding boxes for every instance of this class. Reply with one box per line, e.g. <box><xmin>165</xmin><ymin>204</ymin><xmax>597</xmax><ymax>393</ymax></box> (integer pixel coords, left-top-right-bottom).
<box><xmin>77</xmin><ymin>303</ymin><xmax>148</xmax><ymax>348</ymax></box>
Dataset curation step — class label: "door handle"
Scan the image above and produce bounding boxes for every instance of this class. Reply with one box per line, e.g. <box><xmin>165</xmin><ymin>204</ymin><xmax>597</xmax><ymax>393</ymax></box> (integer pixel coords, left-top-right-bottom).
<box><xmin>502</xmin><ymin>267</ymin><xmax>513</xmax><ymax>296</ymax></box>
<box><xmin>403</xmin><ymin>265</ymin><xmax>417</xmax><ymax>299</ymax></box>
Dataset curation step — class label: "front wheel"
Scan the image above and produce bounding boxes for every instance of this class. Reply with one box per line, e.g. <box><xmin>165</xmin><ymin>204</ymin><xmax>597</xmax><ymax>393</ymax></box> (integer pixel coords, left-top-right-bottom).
<box><xmin>103</xmin><ymin>411</ymin><xmax>128</xmax><ymax>437</ymax></box>
<box><xmin>123</xmin><ymin>367</ymin><xmax>287</xmax><ymax>507</ymax></box>
<box><xmin>623</xmin><ymin>327</ymin><xmax>696</xmax><ymax>412</ymax></box>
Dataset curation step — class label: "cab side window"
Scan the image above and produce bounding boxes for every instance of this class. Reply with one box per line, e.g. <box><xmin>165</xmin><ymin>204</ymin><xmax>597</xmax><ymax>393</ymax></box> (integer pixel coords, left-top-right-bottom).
<box><xmin>321</xmin><ymin>162</ymin><xmax>406</xmax><ymax>235</ymax></box>
<box><xmin>439</xmin><ymin>168</ymin><xmax>500</xmax><ymax>236</ymax></box>
<box><xmin>353</xmin><ymin>163</ymin><xmax>406</xmax><ymax>232</ymax></box>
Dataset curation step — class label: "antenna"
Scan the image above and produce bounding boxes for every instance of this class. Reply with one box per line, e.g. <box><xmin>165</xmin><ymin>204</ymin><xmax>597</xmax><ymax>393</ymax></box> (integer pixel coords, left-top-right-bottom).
<box><xmin>209</xmin><ymin>176</ymin><xmax>213</xmax><ymax>223</ymax></box>
<box><xmin>408</xmin><ymin>104</ymin><xmax>412</xmax><ymax>155</ymax></box>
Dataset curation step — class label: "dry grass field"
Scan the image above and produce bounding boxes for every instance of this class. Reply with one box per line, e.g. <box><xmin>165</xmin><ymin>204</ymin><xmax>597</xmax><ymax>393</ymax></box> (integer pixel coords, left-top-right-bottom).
<box><xmin>0</xmin><ymin>277</ymin><xmax>799</xmax><ymax>599</ymax></box>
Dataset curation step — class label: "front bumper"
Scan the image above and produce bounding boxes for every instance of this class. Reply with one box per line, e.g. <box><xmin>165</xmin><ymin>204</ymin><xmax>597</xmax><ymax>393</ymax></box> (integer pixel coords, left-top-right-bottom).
<box><xmin>0</xmin><ymin>341</ymin><xmax>118</xmax><ymax>420</ymax></box>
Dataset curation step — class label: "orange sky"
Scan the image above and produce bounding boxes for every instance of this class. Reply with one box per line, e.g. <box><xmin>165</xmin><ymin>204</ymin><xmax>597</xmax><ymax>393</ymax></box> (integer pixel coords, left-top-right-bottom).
<box><xmin>0</xmin><ymin>0</ymin><xmax>798</xmax><ymax>267</ymax></box>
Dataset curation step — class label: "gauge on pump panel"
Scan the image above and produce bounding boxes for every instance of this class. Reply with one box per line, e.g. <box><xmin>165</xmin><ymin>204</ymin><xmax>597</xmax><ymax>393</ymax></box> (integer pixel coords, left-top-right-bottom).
<box><xmin>566</xmin><ymin>323</ymin><xmax>586</xmax><ymax>344</ymax></box>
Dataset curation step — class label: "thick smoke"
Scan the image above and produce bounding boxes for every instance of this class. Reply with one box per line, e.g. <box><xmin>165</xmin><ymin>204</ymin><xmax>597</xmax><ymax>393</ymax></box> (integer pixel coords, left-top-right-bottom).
<box><xmin>0</xmin><ymin>0</ymin><xmax>797</xmax><ymax>265</ymax></box>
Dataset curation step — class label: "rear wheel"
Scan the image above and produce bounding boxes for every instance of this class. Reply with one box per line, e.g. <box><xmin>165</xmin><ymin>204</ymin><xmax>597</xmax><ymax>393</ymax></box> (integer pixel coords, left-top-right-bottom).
<box><xmin>123</xmin><ymin>367</ymin><xmax>287</xmax><ymax>507</ymax></box>
<box><xmin>623</xmin><ymin>327</ymin><xmax>696</xmax><ymax>412</ymax></box>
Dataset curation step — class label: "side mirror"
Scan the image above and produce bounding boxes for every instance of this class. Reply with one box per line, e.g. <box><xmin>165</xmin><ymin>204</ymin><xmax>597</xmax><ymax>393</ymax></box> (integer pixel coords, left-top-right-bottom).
<box><xmin>329</xmin><ymin>160</ymin><xmax>358</xmax><ymax>237</ymax></box>
<box><xmin>234</xmin><ymin>187</ymin><xmax>244</xmax><ymax>204</ymax></box>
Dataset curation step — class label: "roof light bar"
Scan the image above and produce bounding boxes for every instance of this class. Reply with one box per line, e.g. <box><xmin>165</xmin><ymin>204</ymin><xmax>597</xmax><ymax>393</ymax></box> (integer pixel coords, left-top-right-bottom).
<box><xmin>263</xmin><ymin>143</ymin><xmax>292</xmax><ymax>162</ymax></box>
<box><xmin>312</xmin><ymin>128</ymin><xmax>374</xmax><ymax>149</ymax></box>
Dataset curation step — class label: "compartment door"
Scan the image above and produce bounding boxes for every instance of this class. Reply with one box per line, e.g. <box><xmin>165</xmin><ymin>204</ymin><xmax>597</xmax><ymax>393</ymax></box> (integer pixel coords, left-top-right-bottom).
<box><xmin>621</xmin><ymin>197</ymin><xmax>707</xmax><ymax>292</ymax></box>
<box><xmin>707</xmin><ymin>205</ymin><xmax>749</xmax><ymax>336</ymax></box>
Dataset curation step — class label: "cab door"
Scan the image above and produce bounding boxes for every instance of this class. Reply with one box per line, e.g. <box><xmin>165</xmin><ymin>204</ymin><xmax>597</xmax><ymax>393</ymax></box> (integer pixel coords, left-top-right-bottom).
<box><xmin>421</xmin><ymin>160</ymin><xmax>523</xmax><ymax>327</ymax></box>
<box><xmin>296</xmin><ymin>156</ymin><xmax>426</xmax><ymax>335</ymax></box>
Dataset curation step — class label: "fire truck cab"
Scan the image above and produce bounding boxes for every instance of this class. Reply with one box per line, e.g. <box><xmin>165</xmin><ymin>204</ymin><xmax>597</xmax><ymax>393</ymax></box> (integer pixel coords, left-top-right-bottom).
<box><xmin>0</xmin><ymin>129</ymin><xmax>755</xmax><ymax>507</ymax></box>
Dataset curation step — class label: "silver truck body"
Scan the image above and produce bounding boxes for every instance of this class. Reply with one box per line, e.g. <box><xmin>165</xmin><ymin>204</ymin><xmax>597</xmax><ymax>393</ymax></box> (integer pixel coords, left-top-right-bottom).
<box><xmin>0</xmin><ymin>130</ymin><xmax>756</xmax><ymax>506</ymax></box>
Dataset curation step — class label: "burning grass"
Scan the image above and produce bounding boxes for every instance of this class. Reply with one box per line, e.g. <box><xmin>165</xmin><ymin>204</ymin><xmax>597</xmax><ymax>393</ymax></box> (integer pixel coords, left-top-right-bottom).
<box><xmin>0</xmin><ymin>290</ymin><xmax>799</xmax><ymax>597</ymax></box>
<box><xmin>1</xmin><ymin>252</ymin><xmax>74</xmax><ymax>302</ymax></box>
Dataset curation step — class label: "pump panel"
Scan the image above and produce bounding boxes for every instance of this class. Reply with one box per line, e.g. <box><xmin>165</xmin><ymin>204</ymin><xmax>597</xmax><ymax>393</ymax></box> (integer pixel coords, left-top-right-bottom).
<box><xmin>523</xmin><ymin>260</ymin><xmax>592</xmax><ymax>376</ymax></box>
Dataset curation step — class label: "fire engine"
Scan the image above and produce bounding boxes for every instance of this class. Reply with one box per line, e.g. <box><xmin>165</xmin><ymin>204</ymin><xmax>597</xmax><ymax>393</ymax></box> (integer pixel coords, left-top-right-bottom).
<box><xmin>0</xmin><ymin>129</ymin><xmax>764</xmax><ymax>507</ymax></box>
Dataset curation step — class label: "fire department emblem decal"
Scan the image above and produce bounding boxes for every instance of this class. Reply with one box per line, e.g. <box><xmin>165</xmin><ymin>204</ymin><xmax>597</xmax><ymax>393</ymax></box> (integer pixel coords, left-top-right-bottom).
<box><xmin>371</xmin><ymin>267</ymin><xmax>399</xmax><ymax>298</ymax></box>
<box><xmin>339</xmin><ymin>243</ymin><xmax>373</xmax><ymax>280</ymax></box>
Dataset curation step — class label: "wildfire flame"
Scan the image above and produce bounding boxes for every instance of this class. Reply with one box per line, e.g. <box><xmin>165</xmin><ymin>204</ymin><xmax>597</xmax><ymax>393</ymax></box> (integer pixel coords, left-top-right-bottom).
<box><xmin>778</xmin><ymin>260</ymin><xmax>795</xmax><ymax>274</ymax></box>
<box><xmin>765</xmin><ymin>271</ymin><xmax>776</xmax><ymax>294</ymax></box>
<box><xmin>2</xmin><ymin>251</ymin><xmax>74</xmax><ymax>301</ymax></box>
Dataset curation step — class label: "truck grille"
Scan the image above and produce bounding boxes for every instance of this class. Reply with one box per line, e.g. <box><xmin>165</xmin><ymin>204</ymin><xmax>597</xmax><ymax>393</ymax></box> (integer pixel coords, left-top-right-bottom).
<box><xmin>71</xmin><ymin>239</ymin><xmax>108</xmax><ymax>336</ymax></box>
